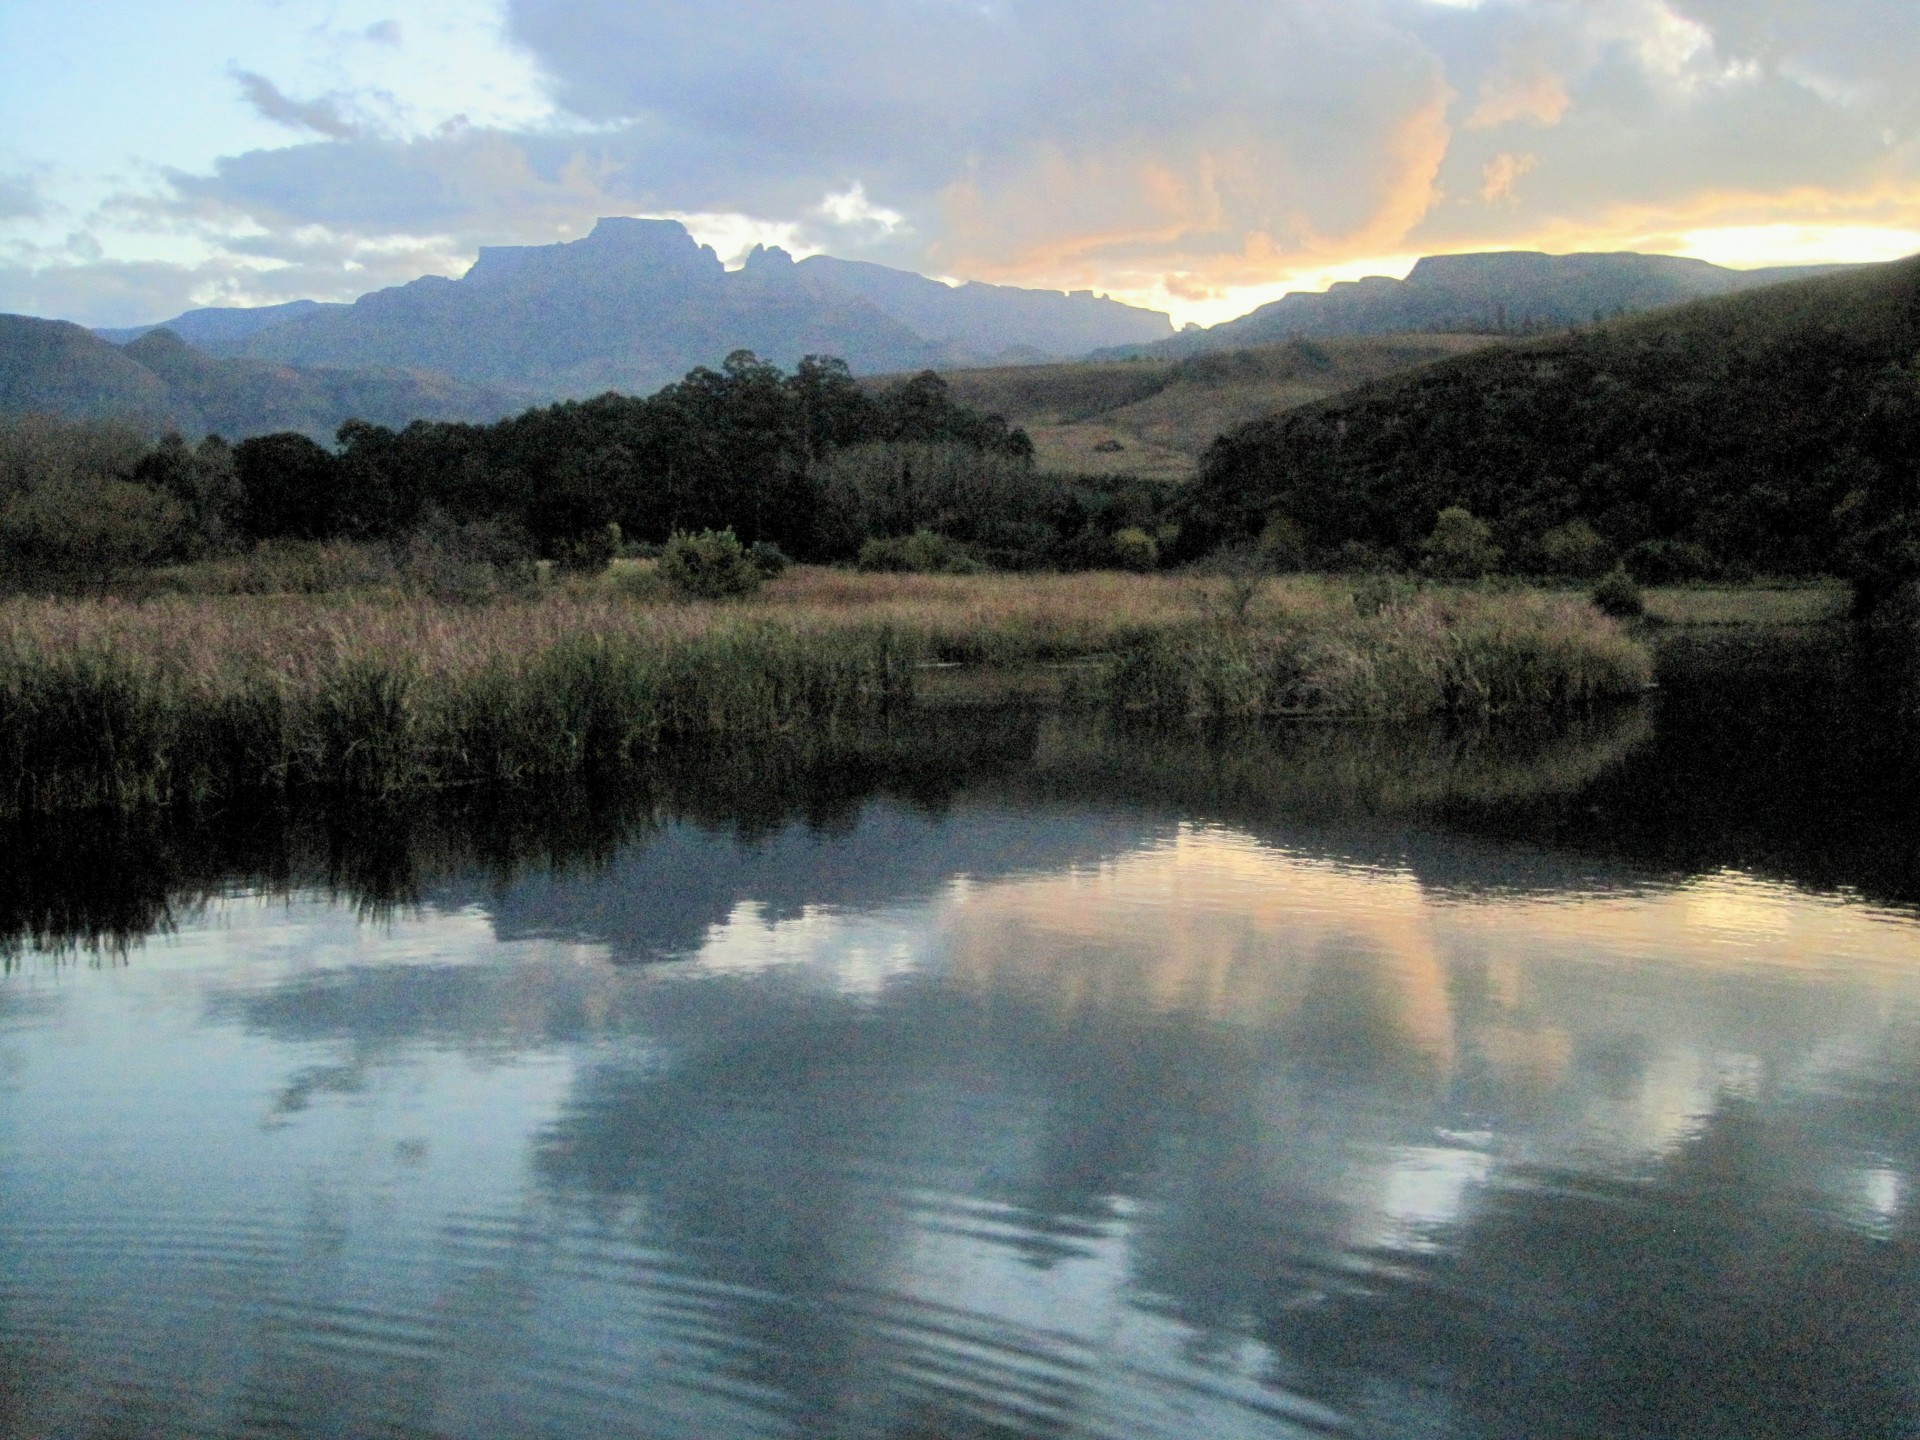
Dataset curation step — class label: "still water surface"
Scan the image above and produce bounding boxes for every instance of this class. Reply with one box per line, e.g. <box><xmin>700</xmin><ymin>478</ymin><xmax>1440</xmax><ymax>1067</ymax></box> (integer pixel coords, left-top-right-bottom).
<box><xmin>3</xmin><ymin>631</ymin><xmax>1919</xmax><ymax>1439</ymax></box>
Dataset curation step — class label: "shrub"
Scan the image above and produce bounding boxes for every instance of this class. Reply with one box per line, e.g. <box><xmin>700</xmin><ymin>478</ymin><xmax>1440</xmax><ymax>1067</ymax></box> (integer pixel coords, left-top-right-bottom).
<box><xmin>0</xmin><ymin>477</ymin><xmax>192</xmax><ymax>589</ymax></box>
<box><xmin>1535</xmin><ymin>520</ymin><xmax>1614</xmax><ymax>578</ymax></box>
<box><xmin>856</xmin><ymin>530</ymin><xmax>982</xmax><ymax>575</ymax></box>
<box><xmin>599</xmin><ymin>557</ymin><xmax>667</xmax><ymax>601</ymax></box>
<box><xmin>1257</xmin><ymin>515</ymin><xmax>1309</xmax><ymax>572</ymax></box>
<box><xmin>1623</xmin><ymin>538</ymin><xmax>1716</xmax><ymax>585</ymax></box>
<box><xmin>1591</xmin><ymin>567</ymin><xmax>1645</xmax><ymax>618</ymax></box>
<box><xmin>1420</xmin><ymin>507</ymin><xmax>1504</xmax><ymax>579</ymax></box>
<box><xmin>748</xmin><ymin>540</ymin><xmax>789</xmax><ymax>579</ymax></box>
<box><xmin>1110</xmin><ymin>527</ymin><xmax>1159</xmax><ymax>573</ymax></box>
<box><xmin>660</xmin><ymin>528</ymin><xmax>764</xmax><ymax>599</ymax></box>
<box><xmin>559</xmin><ymin>522</ymin><xmax>623</xmax><ymax>573</ymax></box>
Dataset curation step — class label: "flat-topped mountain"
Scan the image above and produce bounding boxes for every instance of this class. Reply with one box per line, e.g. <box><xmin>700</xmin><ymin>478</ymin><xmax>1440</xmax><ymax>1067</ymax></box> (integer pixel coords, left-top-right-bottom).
<box><xmin>106</xmin><ymin>219</ymin><xmax>1176</xmax><ymax>402</ymax></box>
<box><xmin>0</xmin><ymin>314</ymin><xmax>514</xmax><ymax>439</ymax></box>
<box><xmin>1106</xmin><ymin>251</ymin><xmax>1854</xmax><ymax>358</ymax></box>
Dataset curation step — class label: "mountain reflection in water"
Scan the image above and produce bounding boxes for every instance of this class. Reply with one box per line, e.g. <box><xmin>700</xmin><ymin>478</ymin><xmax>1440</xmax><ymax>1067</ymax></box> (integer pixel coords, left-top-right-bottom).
<box><xmin>1</xmin><ymin>630</ymin><xmax>1918</xmax><ymax>1440</ymax></box>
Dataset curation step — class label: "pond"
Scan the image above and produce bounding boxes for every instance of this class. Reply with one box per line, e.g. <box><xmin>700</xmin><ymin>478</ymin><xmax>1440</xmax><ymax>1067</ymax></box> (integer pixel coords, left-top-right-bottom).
<box><xmin>2</xmin><ymin>628</ymin><xmax>1918</xmax><ymax>1440</ymax></box>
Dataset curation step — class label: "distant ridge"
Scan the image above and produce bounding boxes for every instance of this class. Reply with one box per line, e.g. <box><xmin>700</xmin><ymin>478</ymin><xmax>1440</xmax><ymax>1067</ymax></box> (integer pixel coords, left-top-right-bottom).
<box><xmin>94</xmin><ymin>299</ymin><xmax>341</xmax><ymax>349</ymax></box>
<box><xmin>0</xmin><ymin>314</ymin><xmax>514</xmax><ymax>439</ymax></box>
<box><xmin>95</xmin><ymin>219</ymin><xmax>1176</xmax><ymax>402</ymax></box>
<box><xmin>1101</xmin><ymin>251</ymin><xmax>1856</xmax><ymax>358</ymax></box>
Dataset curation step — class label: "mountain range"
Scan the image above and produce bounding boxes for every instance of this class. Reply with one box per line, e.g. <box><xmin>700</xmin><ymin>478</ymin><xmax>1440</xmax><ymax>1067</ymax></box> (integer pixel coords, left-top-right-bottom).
<box><xmin>0</xmin><ymin>314</ymin><xmax>515</xmax><ymax>438</ymax></box>
<box><xmin>98</xmin><ymin>218</ymin><xmax>1175</xmax><ymax>399</ymax></box>
<box><xmin>1098</xmin><ymin>251</ymin><xmax>1851</xmax><ymax>358</ymax></box>
<box><xmin>0</xmin><ymin>221</ymin><xmax>1875</xmax><ymax>442</ymax></box>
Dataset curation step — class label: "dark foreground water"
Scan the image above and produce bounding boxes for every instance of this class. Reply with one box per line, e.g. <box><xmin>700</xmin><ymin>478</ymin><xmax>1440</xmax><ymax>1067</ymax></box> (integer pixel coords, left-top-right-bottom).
<box><xmin>3</xmin><ymin>629</ymin><xmax>1920</xmax><ymax>1440</ymax></box>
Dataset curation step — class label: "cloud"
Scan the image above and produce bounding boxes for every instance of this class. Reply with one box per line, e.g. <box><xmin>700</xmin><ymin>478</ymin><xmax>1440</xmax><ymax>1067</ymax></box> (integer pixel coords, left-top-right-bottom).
<box><xmin>0</xmin><ymin>175</ymin><xmax>42</xmax><ymax>223</ymax></box>
<box><xmin>363</xmin><ymin>20</ymin><xmax>403</xmax><ymax>47</ymax></box>
<box><xmin>1481</xmin><ymin>152</ymin><xmax>1538</xmax><ymax>204</ymax></box>
<box><xmin>1468</xmin><ymin>55</ymin><xmax>1572</xmax><ymax>128</ymax></box>
<box><xmin>233</xmin><ymin>70</ymin><xmax>365</xmax><ymax>141</ymax></box>
<box><xmin>20</xmin><ymin>0</ymin><xmax>1920</xmax><ymax>326</ymax></box>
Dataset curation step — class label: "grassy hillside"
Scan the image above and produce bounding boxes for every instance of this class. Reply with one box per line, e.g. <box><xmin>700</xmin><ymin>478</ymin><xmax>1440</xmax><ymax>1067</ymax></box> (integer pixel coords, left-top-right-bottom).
<box><xmin>1182</xmin><ymin>255</ymin><xmax>1920</xmax><ymax>592</ymax></box>
<box><xmin>874</xmin><ymin>334</ymin><xmax>1502</xmax><ymax>478</ymax></box>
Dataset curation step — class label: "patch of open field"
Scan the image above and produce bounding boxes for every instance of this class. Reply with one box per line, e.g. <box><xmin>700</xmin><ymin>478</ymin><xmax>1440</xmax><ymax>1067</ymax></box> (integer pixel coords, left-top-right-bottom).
<box><xmin>891</xmin><ymin>334</ymin><xmax>1508</xmax><ymax>478</ymax></box>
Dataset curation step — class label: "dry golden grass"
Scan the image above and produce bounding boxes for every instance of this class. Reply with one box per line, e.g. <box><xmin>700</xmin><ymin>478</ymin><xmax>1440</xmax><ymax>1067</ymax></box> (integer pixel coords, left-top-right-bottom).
<box><xmin>0</xmin><ymin>569</ymin><xmax>1650</xmax><ymax>814</ymax></box>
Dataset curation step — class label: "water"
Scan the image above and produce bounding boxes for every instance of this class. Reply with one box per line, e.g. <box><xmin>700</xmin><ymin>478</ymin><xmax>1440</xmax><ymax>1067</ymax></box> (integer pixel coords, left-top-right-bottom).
<box><xmin>3</xmin><ymin>629</ymin><xmax>1919</xmax><ymax>1440</ymax></box>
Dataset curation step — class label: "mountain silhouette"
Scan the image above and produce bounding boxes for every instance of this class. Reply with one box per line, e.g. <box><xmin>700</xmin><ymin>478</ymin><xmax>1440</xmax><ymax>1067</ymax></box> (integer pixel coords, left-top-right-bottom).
<box><xmin>115</xmin><ymin>219</ymin><xmax>1175</xmax><ymax>401</ymax></box>
<box><xmin>0</xmin><ymin>313</ymin><xmax>514</xmax><ymax>439</ymax></box>
<box><xmin>1101</xmin><ymin>251</ymin><xmax>1854</xmax><ymax>358</ymax></box>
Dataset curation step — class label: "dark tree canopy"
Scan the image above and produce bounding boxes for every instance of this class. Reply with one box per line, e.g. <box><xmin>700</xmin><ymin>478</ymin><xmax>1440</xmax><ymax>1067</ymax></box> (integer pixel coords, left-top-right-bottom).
<box><xmin>1176</xmin><ymin>257</ymin><xmax>1920</xmax><ymax>601</ymax></box>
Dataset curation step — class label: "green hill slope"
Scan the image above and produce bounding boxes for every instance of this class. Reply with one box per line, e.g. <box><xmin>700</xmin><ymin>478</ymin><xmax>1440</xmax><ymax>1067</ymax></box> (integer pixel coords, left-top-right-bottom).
<box><xmin>878</xmin><ymin>334</ymin><xmax>1502</xmax><ymax>478</ymax></box>
<box><xmin>1183</xmin><ymin>256</ymin><xmax>1920</xmax><ymax>591</ymax></box>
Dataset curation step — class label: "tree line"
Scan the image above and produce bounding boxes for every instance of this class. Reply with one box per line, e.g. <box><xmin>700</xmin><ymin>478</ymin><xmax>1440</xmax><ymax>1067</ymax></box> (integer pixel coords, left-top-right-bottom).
<box><xmin>1175</xmin><ymin>260</ymin><xmax>1920</xmax><ymax>610</ymax></box>
<box><xmin>0</xmin><ymin>352</ymin><xmax>1181</xmax><ymax>587</ymax></box>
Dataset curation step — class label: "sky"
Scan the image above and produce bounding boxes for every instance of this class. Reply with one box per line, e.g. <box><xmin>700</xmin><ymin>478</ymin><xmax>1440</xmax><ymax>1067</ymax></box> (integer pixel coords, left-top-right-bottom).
<box><xmin>2</xmin><ymin>0</ymin><xmax>1918</xmax><ymax>329</ymax></box>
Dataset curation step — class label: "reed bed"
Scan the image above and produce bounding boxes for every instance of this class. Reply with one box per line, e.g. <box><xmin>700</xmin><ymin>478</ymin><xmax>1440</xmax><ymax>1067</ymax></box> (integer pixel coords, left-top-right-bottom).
<box><xmin>0</xmin><ymin>572</ymin><xmax>1649</xmax><ymax>814</ymax></box>
<box><xmin>1101</xmin><ymin>585</ymin><xmax>1653</xmax><ymax>720</ymax></box>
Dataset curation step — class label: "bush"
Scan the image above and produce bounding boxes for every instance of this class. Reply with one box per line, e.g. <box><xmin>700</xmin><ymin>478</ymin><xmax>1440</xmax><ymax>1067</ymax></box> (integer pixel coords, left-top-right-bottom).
<box><xmin>1256</xmin><ymin>515</ymin><xmax>1309</xmax><ymax>572</ymax></box>
<box><xmin>856</xmin><ymin>530</ymin><xmax>983</xmax><ymax>575</ymax></box>
<box><xmin>1535</xmin><ymin>520</ymin><xmax>1614</xmax><ymax>578</ymax></box>
<box><xmin>660</xmin><ymin>528</ymin><xmax>765</xmax><ymax>599</ymax></box>
<box><xmin>558</xmin><ymin>522</ymin><xmax>623</xmax><ymax>573</ymax></box>
<box><xmin>1591</xmin><ymin>566</ymin><xmax>1645</xmax><ymax>618</ymax></box>
<box><xmin>748</xmin><ymin>540</ymin><xmax>789</xmax><ymax>579</ymax></box>
<box><xmin>1110</xmin><ymin>527</ymin><xmax>1159</xmax><ymax>572</ymax></box>
<box><xmin>1420</xmin><ymin>506</ymin><xmax>1504</xmax><ymax>579</ymax></box>
<box><xmin>1623</xmin><ymin>538</ymin><xmax>1716</xmax><ymax>585</ymax></box>
<box><xmin>599</xmin><ymin>557</ymin><xmax>667</xmax><ymax>601</ymax></box>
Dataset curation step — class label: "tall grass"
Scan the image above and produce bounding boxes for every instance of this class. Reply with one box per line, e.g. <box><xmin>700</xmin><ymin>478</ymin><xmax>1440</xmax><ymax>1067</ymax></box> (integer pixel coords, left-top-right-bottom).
<box><xmin>0</xmin><ymin>573</ymin><xmax>1649</xmax><ymax>814</ymax></box>
<box><xmin>1101</xmin><ymin>584</ymin><xmax>1652</xmax><ymax>719</ymax></box>
<box><xmin>0</xmin><ymin>596</ymin><xmax>916</xmax><ymax>813</ymax></box>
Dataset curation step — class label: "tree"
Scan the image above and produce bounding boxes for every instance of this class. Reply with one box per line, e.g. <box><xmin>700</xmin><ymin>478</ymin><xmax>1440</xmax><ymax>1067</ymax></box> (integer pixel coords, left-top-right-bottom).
<box><xmin>233</xmin><ymin>432</ymin><xmax>342</xmax><ymax>540</ymax></box>
<box><xmin>1420</xmin><ymin>507</ymin><xmax>1503</xmax><ymax>579</ymax></box>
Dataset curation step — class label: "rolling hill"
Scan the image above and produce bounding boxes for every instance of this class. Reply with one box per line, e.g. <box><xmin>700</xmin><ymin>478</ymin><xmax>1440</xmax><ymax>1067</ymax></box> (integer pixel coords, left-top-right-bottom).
<box><xmin>1182</xmin><ymin>254</ymin><xmax>1920</xmax><ymax>585</ymax></box>
<box><xmin>0</xmin><ymin>314</ymin><xmax>516</xmax><ymax>439</ymax></box>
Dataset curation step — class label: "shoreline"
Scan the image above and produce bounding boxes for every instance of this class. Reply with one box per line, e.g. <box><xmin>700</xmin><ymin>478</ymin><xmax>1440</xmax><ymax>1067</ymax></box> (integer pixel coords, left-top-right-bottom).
<box><xmin>0</xmin><ymin>569</ymin><xmax>1652</xmax><ymax>815</ymax></box>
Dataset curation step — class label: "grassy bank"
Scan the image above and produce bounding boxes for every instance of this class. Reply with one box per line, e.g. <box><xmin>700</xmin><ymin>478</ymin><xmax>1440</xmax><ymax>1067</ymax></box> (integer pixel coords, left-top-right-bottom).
<box><xmin>1641</xmin><ymin>582</ymin><xmax>1850</xmax><ymax>628</ymax></box>
<box><xmin>0</xmin><ymin>570</ymin><xmax>1649</xmax><ymax>814</ymax></box>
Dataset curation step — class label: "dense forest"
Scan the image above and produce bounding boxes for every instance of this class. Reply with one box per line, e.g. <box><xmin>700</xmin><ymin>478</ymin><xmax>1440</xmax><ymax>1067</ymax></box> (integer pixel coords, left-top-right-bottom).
<box><xmin>1179</xmin><ymin>257</ymin><xmax>1920</xmax><ymax>606</ymax></box>
<box><xmin>0</xmin><ymin>352</ymin><xmax>1179</xmax><ymax>587</ymax></box>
